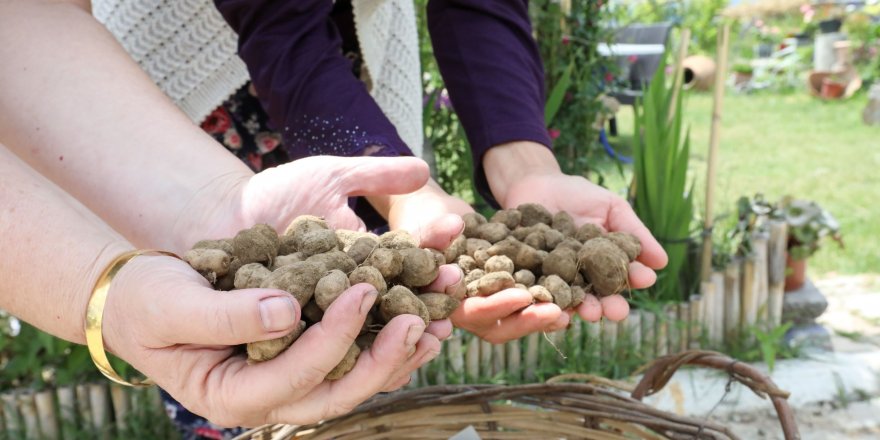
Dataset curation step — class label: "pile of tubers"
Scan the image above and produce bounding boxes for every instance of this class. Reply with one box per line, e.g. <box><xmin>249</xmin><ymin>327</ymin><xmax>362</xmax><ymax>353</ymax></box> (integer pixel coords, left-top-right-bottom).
<box><xmin>182</xmin><ymin>216</ymin><xmax>459</xmax><ymax>380</ymax></box>
<box><xmin>451</xmin><ymin>203</ymin><xmax>641</xmax><ymax>310</ymax></box>
<box><xmin>181</xmin><ymin>204</ymin><xmax>641</xmax><ymax>380</ymax></box>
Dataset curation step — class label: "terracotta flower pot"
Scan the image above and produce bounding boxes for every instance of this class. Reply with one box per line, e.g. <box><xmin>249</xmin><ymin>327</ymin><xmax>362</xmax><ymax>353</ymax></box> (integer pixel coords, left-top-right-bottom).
<box><xmin>784</xmin><ymin>254</ymin><xmax>807</xmax><ymax>292</ymax></box>
<box><xmin>820</xmin><ymin>78</ymin><xmax>846</xmax><ymax>100</ymax></box>
<box><xmin>734</xmin><ymin>71</ymin><xmax>752</xmax><ymax>86</ymax></box>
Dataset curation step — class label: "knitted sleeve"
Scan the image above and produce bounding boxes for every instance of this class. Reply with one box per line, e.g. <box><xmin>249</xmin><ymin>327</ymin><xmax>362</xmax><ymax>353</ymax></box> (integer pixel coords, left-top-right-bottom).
<box><xmin>427</xmin><ymin>0</ymin><xmax>553</xmax><ymax>208</ymax></box>
<box><xmin>213</xmin><ymin>0</ymin><xmax>412</xmax><ymax>160</ymax></box>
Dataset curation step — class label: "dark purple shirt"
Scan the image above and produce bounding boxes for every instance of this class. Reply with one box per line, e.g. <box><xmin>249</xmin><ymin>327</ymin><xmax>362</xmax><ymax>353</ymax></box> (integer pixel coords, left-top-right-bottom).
<box><xmin>214</xmin><ymin>0</ymin><xmax>552</xmax><ymax>207</ymax></box>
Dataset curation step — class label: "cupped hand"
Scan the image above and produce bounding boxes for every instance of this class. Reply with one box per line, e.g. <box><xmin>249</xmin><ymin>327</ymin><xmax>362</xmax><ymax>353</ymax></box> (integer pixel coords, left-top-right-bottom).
<box><xmin>101</xmin><ymin>255</ymin><xmax>452</xmax><ymax>427</ymax></box>
<box><xmin>485</xmin><ymin>142</ymin><xmax>668</xmax><ymax>324</ymax></box>
<box><xmin>379</xmin><ymin>180</ymin><xmax>568</xmax><ymax>343</ymax></box>
<box><xmin>176</xmin><ymin>155</ymin><xmax>431</xmax><ymax>248</ymax></box>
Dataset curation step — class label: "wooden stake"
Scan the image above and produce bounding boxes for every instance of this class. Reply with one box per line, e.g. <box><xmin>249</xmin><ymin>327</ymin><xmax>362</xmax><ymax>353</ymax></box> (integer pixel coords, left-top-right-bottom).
<box><xmin>724</xmin><ymin>259</ymin><xmax>743</xmax><ymax>339</ymax></box>
<box><xmin>56</xmin><ymin>386</ymin><xmax>76</xmax><ymax>437</ymax></box>
<box><xmin>689</xmin><ymin>295</ymin><xmax>704</xmax><ymax>348</ymax></box>
<box><xmin>655</xmin><ymin>312</ymin><xmax>669</xmax><ymax>357</ymax></box>
<box><xmin>700</xmin><ymin>23</ymin><xmax>732</xmax><ymax>281</ymax></box>
<box><xmin>110</xmin><ymin>385</ymin><xmax>130</xmax><ymax>433</ymax></box>
<box><xmin>586</xmin><ymin>321</ymin><xmax>601</xmax><ymax>370</ymax></box>
<box><xmin>625</xmin><ymin>310</ymin><xmax>642</xmax><ymax>351</ymax></box>
<box><xmin>665</xmin><ymin>303</ymin><xmax>679</xmax><ymax>354</ymax></box>
<box><xmin>465</xmin><ymin>335</ymin><xmax>479</xmax><ymax>383</ymax></box>
<box><xmin>75</xmin><ymin>385</ymin><xmax>91</xmax><ymax>430</ymax></box>
<box><xmin>506</xmin><ymin>339</ymin><xmax>522</xmax><ymax>382</ymax></box>
<box><xmin>447</xmin><ymin>332</ymin><xmax>465</xmax><ymax>384</ymax></box>
<box><xmin>752</xmin><ymin>232</ymin><xmax>771</xmax><ymax>323</ymax></box>
<box><xmin>1</xmin><ymin>392</ymin><xmax>21</xmax><ymax>435</ymax></box>
<box><xmin>34</xmin><ymin>390</ymin><xmax>59</xmax><ymax>440</ymax></box>
<box><xmin>434</xmin><ymin>354</ymin><xmax>447</xmax><ymax>386</ymax></box>
<box><xmin>89</xmin><ymin>383</ymin><xmax>111</xmax><ymax>439</ymax></box>
<box><xmin>700</xmin><ymin>281</ymin><xmax>718</xmax><ymax>346</ymax></box>
<box><xmin>712</xmin><ymin>271</ymin><xmax>726</xmax><ymax>344</ymax></box>
<box><xmin>677</xmin><ymin>303</ymin><xmax>691</xmax><ymax>352</ymax></box>
<box><xmin>768</xmin><ymin>220</ymin><xmax>789</xmax><ymax>327</ymax></box>
<box><xmin>641</xmin><ymin>311</ymin><xmax>656</xmax><ymax>358</ymax></box>
<box><xmin>601</xmin><ymin>318</ymin><xmax>618</xmax><ymax>359</ymax></box>
<box><xmin>524</xmin><ymin>332</ymin><xmax>540</xmax><ymax>381</ymax></box>
<box><xmin>18</xmin><ymin>392</ymin><xmax>39</xmax><ymax>440</ymax></box>
<box><xmin>480</xmin><ymin>339</ymin><xmax>493</xmax><ymax>379</ymax></box>
<box><xmin>741</xmin><ymin>255</ymin><xmax>758</xmax><ymax>329</ymax></box>
<box><xmin>492</xmin><ymin>343</ymin><xmax>506</xmax><ymax>378</ymax></box>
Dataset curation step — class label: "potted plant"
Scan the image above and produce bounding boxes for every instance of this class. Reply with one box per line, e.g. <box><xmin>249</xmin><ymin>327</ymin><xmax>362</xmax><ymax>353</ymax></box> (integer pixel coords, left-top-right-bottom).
<box><xmin>820</xmin><ymin>73</ymin><xmax>847</xmax><ymax>99</ymax></box>
<box><xmin>775</xmin><ymin>198</ymin><xmax>844</xmax><ymax>291</ymax></box>
<box><xmin>732</xmin><ymin>63</ymin><xmax>754</xmax><ymax>87</ymax></box>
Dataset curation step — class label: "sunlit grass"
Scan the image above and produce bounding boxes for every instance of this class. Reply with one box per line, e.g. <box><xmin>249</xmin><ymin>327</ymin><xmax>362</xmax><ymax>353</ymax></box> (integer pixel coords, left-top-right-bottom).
<box><xmin>596</xmin><ymin>89</ymin><xmax>877</xmax><ymax>276</ymax></box>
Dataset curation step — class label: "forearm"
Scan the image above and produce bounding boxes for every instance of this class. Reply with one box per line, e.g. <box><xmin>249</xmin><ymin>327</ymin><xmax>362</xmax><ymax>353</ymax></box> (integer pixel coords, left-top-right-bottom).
<box><xmin>427</xmin><ymin>0</ymin><xmax>553</xmax><ymax>206</ymax></box>
<box><xmin>214</xmin><ymin>0</ymin><xmax>411</xmax><ymax>159</ymax></box>
<box><xmin>0</xmin><ymin>1</ymin><xmax>253</xmax><ymax>253</ymax></box>
<box><xmin>0</xmin><ymin>144</ymin><xmax>133</xmax><ymax>344</ymax></box>
<box><xmin>483</xmin><ymin>141</ymin><xmax>560</xmax><ymax>208</ymax></box>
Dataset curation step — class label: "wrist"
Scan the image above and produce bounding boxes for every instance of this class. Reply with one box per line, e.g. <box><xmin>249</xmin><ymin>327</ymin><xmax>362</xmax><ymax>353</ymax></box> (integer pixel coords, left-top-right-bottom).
<box><xmin>483</xmin><ymin>141</ymin><xmax>561</xmax><ymax>207</ymax></box>
<box><xmin>76</xmin><ymin>241</ymin><xmax>137</xmax><ymax>346</ymax></box>
<box><xmin>170</xmin><ymin>170</ymin><xmax>251</xmax><ymax>252</ymax></box>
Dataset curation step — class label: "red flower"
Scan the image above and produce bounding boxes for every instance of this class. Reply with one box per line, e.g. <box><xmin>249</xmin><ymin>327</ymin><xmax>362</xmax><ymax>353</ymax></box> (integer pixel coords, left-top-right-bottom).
<box><xmin>194</xmin><ymin>427</ymin><xmax>224</xmax><ymax>440</ymax></box>
<box><xmin>548</xmin><ymin>128</ymin><xmax>561</xmax><ymax>140</ymax></box>
<box><xmin>248</xmin><ymin>152</ymin><xmax>263</xmax><ymax>171</ymax></box>
<box><xmin>604</xmin><ymin>72</ymin><xmax>614</xmax><ymax>83</ymax></box>
<box><xmin>255</xmin><ymin>132</ymin><xmax>282</xmax><ymax>153</ymax></box>
<box><xmin>628</xmin><ymin>55</ymin><xmax>638</xmax><ymax>64</ymax></box>
<box><xmin>562</xmin><ymin>35</ymin><xmax>571</xmax><ymax>46</ymax></box>
<box><xmin>224</xmin><ymin>129</ymin><xmax>242</xmax><ymax>149</ymax></box>
<box><xmin>201</xmin><ymin>107</ymin><xmax>232</xmax><ymax>134</ymax></box>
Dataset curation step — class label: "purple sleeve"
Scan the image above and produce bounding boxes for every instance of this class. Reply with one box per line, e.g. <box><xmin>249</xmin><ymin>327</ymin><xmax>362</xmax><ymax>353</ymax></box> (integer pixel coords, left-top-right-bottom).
<box><xmin>213</xmin><ymin>0</ymin><xmax>411</xmax><ymax>160</ymax></box>
<box><xmin>427</xmin><ymin>0</ymin><xmax>552</xmax><ymax>207</ymax></box>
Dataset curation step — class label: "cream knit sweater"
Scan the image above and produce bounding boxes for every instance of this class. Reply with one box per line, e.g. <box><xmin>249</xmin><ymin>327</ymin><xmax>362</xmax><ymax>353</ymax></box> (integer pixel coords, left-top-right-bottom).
<box><xmin>92</xmin><ymin>0</ymin><xmax>424</xmax><ymax>157</ymax></box>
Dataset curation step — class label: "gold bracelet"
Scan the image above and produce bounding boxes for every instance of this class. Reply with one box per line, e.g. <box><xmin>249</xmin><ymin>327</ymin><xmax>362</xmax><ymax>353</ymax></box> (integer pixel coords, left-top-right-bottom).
<box><xmin>85</xmin><ymin>249</ymin><xmax>180</xmax><ymax>387</ymax></box>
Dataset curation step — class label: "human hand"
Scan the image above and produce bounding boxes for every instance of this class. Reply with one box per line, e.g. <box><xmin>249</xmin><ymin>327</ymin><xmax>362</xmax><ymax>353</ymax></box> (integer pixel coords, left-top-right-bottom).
<box><xmin>100</xmin><ymin>254</ymin><xmax>457</xmax><ymax>427</ymax></box>
<box><xmin>374</xmin><ymin>179</ymin><xmax>568</xmax><ymax>344</ymax></box>
<box><xmin>173</xmin><ymin>155</ymin><xmax>431</xmax><ymax>249</ymax></box>
<box><xmin>484</xmin><ymin>141</ymin><xmax>669</xmax><ymax>323</ymax></box>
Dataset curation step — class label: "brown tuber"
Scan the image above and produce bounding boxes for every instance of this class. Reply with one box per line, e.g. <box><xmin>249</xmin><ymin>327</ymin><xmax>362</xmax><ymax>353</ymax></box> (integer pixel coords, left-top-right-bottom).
<box><xmin>247</xmin><ymin>320</ymin><xmax>306</xmax><ymax>363</ymax></box>
<box><xmin>606</xmin><ymin>232</ymin><xmax>641</xmax><ymax>262</ymax></box>
<box><xmin>484</xmin><ymin>255</ymin><xmax>514</xmax><ymax>274</ymax></box>
<box><xmin>462</xmin><ymin>212</ymin><xmax>487</xmax><ymax>238</ymax></box>
<box><xmin>366</xmin><ymin>248</ymin><xmax>403</xmax><ymax>279</ymax></box>
<box><xmin>379</xmin><ymin>286</ymin><xmax>430</xmax><ymax>325</ymax></box>
<box><xmin>315</xmin><ymin>270</ymin><xmax>351</xmax><ymax>310</ymax></box>
<box><xmin>397</xmin><ymin>248</ymin><xmax>439</xmax><ymax>287</ymax></box>
<box><xmin>490</xmin><ymin>209</ymin><xmax>522</xmax><ymax>229</ymax></box>
<box><xmin>260</xmin><ymin>262</ymin><xmax>322</xmax><ymax>307</ymax></box>
<box><xmin>418</xmin><ymin>293</ymin><xmax>460</xmax><ymax>320</ymax></box>
<box><xmin>326</xmin><ymin>344</ymin><xmax>361</xmax><ymax>380</ymax></box>
<box><xmin>379</xmin><ymin>230</ymin><xmax>418</xmax><ymax>250</ymax></box>
<box><xmin>517</xmin><ymin>203</ymin><xmax>552</xmax><ymax>227</ymax></box>
<box><xmin>475</xmin><ymin>272</ymin><xmax>515</xmax><ymax>296</ymax></box>
<box><xmin>348</xmin><ymin>266</ymin><xmax>387</xmax><ymax>295</ymax></box>
<box><xmin>183</xmin><ymin>248</ymin><xmax>232</xmax><ymax>282</ymax></box>
<box><xmin>346</xmin><ymin>236</ymin><xmax>378</xmax><ymax>265</ymax></box>
<box><xmin>234</xmin><ymin>263</ymin><xmax>272</xmax><ymax>289</ymax></box>
<box><xmin>577</xmin><ymin>237</ymin><xmax>629</xmax><ymax>297</ymax></box>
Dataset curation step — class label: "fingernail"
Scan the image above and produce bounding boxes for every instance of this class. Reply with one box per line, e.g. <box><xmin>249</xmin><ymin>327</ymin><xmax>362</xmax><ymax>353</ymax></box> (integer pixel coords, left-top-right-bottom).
<box><xmin>259</xmin><ymin>296</ymin><xmax>296</xmax><ymax>332</ymax></box>
<box><xmin>360</xmin><ymin>290</ymin><xmax>378</xmax><ymax>314</ymax></box>
<box><xmin>407</xmin><ymin>345</ymin><xmax>417</xmax><ymax>358</ymax></box>
<box><xmin>421</xmin><ymin>349</ymin><xmax>440</xmax><ymax>363</ymax></box>
<box><xmin>405</xmin><ymin>324</ymin><xmax>425</xmax><ymax>347</ymax></box>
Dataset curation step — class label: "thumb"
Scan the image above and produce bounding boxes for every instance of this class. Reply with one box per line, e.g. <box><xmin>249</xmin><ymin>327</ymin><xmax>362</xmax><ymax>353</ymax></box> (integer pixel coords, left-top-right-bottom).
<box><xmin>159</xmin><ymin>287</ymin><xmax>301</xmax><ymax>346</ymax></box>
<box><xmin>112</xmin><ymin>256</ymin><xmax>301</xmax><ymax>347</ymax></box>
<box><xmin>328</xmin><ymin>156</ymin><xmax>430</xmax><ymax>197</ymax></box>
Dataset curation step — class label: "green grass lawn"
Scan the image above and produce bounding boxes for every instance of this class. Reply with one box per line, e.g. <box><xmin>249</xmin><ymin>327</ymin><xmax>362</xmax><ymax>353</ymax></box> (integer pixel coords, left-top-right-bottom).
<box><xmin>597</xmin><ymin>89</ymin><xmax>878</xmax><ymax>276</ymax></box>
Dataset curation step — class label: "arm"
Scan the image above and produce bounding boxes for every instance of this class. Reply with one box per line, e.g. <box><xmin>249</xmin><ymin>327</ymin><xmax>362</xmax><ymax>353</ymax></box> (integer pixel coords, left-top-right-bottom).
<box><xmin>427</xmin><ymin>0</ymin><xmax>553</xmax><ymax>207</ymax></box>
<box><xmin>428</xmin><ymin>0</ymin><xmax>667</xmax><ymax>322</ymax></box>
<box><xmin>0</xmin><ymin>144</ymin><xmax>438</xmax><ymax>425</ymax></box>
<box><xmin>213</xmin><ymin>0</ymin><xmax>411</xmax><ymax>160</ymax></box>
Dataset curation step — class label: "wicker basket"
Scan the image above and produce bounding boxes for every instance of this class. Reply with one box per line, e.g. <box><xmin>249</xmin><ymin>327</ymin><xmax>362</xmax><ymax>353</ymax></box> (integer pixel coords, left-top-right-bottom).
<box><xmin>234</xmin><ymin>350</ymin><xmax>799</xmax><ymax>440</ymax></box>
